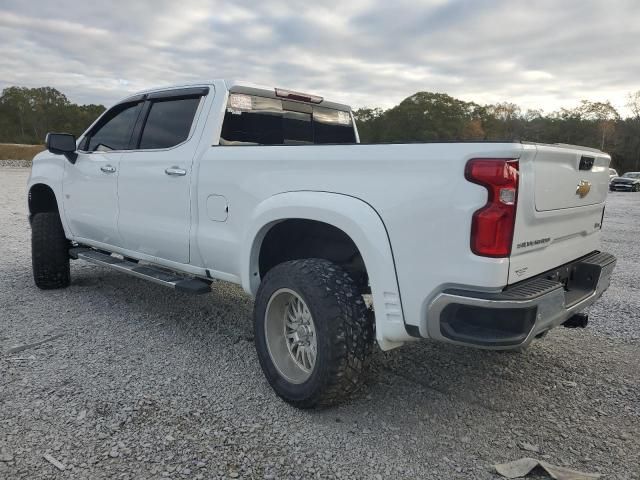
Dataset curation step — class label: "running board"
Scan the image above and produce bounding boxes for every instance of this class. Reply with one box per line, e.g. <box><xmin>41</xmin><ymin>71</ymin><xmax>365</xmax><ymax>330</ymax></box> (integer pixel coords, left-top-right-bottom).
<box><xmin>70</xmin><ymin>248</ymin><xmax>211</xmax><ymax>294</ymax></box>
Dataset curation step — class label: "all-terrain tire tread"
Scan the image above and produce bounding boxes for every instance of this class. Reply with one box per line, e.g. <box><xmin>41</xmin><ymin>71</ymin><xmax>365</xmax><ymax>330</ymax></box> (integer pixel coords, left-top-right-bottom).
<box><xmin>31</xmin><ymin>212</ymin><xmax>70</xmax><ymax>289</ymax></box>
<box><xmin>254</xmin><ymin>258</ymin><xmax>374</xmax><ymax>408</ymax></box>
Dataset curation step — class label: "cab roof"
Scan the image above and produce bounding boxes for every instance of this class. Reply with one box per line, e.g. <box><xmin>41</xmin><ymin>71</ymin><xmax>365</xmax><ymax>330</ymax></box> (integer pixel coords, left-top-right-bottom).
<box><xmin>122</xmin><ymin>80</ymin><xmax>352</xmax><ymax>112</ymax></box>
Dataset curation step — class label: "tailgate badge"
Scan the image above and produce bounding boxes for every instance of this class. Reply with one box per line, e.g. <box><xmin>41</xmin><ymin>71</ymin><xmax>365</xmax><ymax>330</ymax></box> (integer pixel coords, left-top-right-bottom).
<box><xmin>576</xmin><ymin>180</ymin><xmax>591</xmax><ymax>198</ymax></box>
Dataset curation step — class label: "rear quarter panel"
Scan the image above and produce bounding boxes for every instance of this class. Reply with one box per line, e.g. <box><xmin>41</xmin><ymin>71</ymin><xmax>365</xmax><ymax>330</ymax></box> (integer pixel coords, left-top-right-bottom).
<box><xmin>194</xmin><ymin>141</ymin><xmax>525</xmax><ymax>338</ymax></box>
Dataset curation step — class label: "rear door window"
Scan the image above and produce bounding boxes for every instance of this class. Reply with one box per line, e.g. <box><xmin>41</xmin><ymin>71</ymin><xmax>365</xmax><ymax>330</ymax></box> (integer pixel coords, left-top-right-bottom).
<box><xmin>220</xmin><ymin>94</ymin><xmax>355</xmax><ymax>145</ymax></box>
<box><xmin>139</xmin><ymin>97</ymin><xmax>201</xmax><ymax>149</ymax></box>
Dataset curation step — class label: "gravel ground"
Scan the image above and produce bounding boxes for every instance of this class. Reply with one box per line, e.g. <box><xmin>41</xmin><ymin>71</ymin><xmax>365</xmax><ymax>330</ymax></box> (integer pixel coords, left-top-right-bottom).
<box><xmin>1</xmin><ymin>167</ymin><xmax>639</xmax><ymax>480</ymax></box>
<box><xmin>0</xmin><ymin>160</ymin><xmax>32</xmax><ymax>168</ymax></box>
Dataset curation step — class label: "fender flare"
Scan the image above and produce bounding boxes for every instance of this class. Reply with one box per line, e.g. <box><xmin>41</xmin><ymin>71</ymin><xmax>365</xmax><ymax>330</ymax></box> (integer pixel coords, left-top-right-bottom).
<box><xmin>27</xmin><ymin>169</ymin><xmax>72</xmax><ymax>238</ymax></box>
<box><xmin>242</xmin><ymin>191</ymin><xmax>412</xmax><ymax>350</ymax></box>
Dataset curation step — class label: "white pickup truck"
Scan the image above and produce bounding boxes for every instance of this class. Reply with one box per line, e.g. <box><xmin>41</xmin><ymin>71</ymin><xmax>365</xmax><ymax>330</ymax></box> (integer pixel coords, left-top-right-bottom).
<box><xmin>29</xmin><ymin>80</ymin><xmax>616</xmax><ymax>408</ymax></box>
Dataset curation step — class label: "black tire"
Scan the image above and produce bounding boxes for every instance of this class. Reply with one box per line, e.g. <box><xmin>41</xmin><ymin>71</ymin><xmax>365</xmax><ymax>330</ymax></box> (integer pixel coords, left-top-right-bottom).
<box><xmin>31</xmin><ymin>212</ymin><xmax>70</xmax><ymax>289</ymax></box>
<box><xmin>254</xmin><ymin>258</ymin><xmax>374</xmax><ymax>408</ymax></box>
<box><xmin>634</xmin><ymin>184</ymin><xmax>640</xmax><ymax>192</ymax></box>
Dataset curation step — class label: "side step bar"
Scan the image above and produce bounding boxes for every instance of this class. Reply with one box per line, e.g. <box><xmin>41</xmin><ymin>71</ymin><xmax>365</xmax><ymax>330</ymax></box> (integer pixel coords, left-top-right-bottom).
<box><xmin>69</xmin><ymin>248</ymin><xmax>211</xmax><ymax>294</ymax></box>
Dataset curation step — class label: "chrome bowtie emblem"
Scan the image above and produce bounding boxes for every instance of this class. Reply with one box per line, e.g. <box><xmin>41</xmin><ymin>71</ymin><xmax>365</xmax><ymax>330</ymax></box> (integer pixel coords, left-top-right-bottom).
<box><xmin>576</xmin><ymin>180</ymin><xmax>591</xmax><ymax>198</ymax></box>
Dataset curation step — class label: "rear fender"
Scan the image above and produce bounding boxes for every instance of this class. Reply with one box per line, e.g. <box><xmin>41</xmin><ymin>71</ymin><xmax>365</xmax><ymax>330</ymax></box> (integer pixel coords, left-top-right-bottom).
<box><xmin>243</xmin><ymin>191</ymin><xmax>412</xmax><ymax>350</ymax></box>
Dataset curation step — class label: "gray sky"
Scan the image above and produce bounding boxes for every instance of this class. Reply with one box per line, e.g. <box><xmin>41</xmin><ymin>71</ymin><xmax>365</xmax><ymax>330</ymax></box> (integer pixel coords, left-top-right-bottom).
<box><xmin>1</xmin><ymin>0</ymin><xmax>638</xmax><ymax>114</ymax></box>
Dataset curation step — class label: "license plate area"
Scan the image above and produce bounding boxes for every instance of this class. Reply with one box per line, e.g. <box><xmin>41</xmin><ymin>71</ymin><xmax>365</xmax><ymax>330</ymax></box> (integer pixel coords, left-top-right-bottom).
<box><xmin>544</xmin><ymin>260</ymin><xmax>601</xmax><ymax>307</ymax></box>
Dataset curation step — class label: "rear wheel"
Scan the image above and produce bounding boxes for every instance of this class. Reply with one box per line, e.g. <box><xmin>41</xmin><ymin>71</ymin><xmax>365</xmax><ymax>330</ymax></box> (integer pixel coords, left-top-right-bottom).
<box><xmin>634</xmin><ymin>184</ymin><xmax>640</xmax><ymax>192</ymax></box>
<box><xmin>31</xmin><ymin>212</ymin><xmax>70</xmax><ymax>289</ymax></box>
<box><xmin>254</xmin><ymin>259</ymin><xmax>374</xmax><ymax>408</ymax></box>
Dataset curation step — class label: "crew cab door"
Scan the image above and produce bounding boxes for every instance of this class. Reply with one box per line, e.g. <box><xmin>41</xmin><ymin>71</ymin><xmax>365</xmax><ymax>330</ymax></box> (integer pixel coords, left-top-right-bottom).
<box><xmin>116</xmin><ymin>88</ymin><xmax>207</xmax><ymax>264</ymax></box>
<box><xmin>63</xmin><ymin>99</ymin><xmax>144</xmax><ymax>245</ymax></box>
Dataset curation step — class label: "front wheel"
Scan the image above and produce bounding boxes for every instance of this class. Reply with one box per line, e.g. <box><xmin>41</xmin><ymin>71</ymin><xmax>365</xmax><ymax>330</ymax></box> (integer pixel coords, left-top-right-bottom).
<box><xmin>31</xmin><ymin>212</ymin><xmax>70</xmax><ymax>289</ymax></box>
<box><xmin>254</xmin><ymin>259</ymin><xmax>374</xmax><ymax>408</ymax></box>
<box><xmin>634</xmin><ymin>184</ymin><xmax>640</xmax><ymax>192</ymax></box>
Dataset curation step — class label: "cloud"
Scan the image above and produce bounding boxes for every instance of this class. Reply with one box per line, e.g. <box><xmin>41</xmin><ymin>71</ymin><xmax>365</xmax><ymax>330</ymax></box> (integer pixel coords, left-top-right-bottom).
<box><xmin>0</xmin><ymin>0</ymin><xmax>638</xmax><ymax>115</ymax></box>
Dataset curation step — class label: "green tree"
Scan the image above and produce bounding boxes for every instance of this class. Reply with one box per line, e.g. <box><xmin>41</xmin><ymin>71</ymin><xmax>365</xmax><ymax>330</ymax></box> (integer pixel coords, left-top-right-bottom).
<box><xmin>624</xmin><ymin>91</ymin><xmax>640</xmax><ymax>171</ymax></box>
<box><xmin>481</xmin><ymin>102</ymin><xmax>522</xmax><ymax>140</ymax></box>
<box><xmin>573</xmin><ymin>100</ymin><xmax>620</xmax><ymax>150</ymax></box>
<box><xmin>0</xmin><ymin>86</ymin><xmax>105</xmax><ymax>144</ymax></box>
<box><xmin>355</xmin><ymin>92</ymin><xmax>481</xmax><ymax>143</ymax></box>
<box><xmin>353</xmin><ymin>89</ymin><xmax>640</xmax><ymax>173</ymax></box>
<box><xmin>353</xmin><ymin>107</ymin><xmax>385</xmax><ymax>143</ymax></box>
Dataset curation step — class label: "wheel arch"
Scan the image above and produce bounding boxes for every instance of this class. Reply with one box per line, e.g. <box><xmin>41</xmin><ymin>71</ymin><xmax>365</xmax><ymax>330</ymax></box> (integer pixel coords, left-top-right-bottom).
<box><xmin>243</xmin><ymin>191</ymin><xmax>412</xmax><ymax>350</ymax></box>
<box><xmin>27</xmin><ymin>181</ymin><xmax>71</xmax><ymax>238</ymax></box>
<box><xmin>28</xmin><ymin>183</ymin><xmax>59</xmax><ymax>218</ymax></box>
<box><xmin>27</xmin><ymin>155</ymin><xmax>71</xmax><ymax>237</ymax></box>
<box><xmin>257</xmin><ymin>218</ymin><xmax>368</xmax><ymax>293</ymax></box>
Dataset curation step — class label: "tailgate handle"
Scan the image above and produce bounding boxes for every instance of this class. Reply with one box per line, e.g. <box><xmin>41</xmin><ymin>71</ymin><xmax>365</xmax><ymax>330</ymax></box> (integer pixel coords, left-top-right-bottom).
<box><xmin>579</xmin><ymin>156</ymin><xmax>594</xmax><ymax>170</ymax></box>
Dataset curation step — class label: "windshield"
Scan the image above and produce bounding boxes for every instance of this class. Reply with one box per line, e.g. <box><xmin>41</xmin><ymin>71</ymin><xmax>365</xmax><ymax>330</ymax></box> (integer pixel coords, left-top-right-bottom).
<box><xmin>622</xmin><ymin>172</ymin><xmax>640</xmax><ymax>179</ymax></box>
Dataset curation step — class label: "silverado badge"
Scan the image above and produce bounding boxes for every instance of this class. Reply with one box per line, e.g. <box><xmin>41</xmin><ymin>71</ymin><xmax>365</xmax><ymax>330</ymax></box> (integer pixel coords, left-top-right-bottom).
<box><xmin>576</xmin><ymin>180</ymin><xmax>591</xmax><ymax>198</ymax></box>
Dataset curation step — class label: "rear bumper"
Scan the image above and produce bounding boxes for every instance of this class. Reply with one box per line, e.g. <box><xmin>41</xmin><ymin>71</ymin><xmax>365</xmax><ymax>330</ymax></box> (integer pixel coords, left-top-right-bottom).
<box><xmin>425</xmin><ymin>251</ymin><xmax>616</xmax><ymax>349</ymax></box>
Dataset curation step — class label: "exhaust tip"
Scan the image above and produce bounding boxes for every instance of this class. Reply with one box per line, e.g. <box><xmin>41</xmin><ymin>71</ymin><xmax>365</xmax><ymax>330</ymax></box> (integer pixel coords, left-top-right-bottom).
<box><xmin>563</xmin><ymin>313</ymin><xmax>589</xmax><ymax>329</ymax></box>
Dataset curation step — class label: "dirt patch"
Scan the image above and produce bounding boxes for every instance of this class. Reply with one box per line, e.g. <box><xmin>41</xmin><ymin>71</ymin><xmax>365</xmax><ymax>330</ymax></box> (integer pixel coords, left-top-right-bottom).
<box><xmin>0</xmin><ymin>143</ymin><xmax>44</xmax><ymax>161</ymax></box>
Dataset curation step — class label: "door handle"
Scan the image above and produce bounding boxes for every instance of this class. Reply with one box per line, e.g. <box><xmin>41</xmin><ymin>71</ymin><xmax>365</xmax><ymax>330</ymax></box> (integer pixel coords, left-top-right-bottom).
<box><xmin>165</xmin><ymin>167</ymin><xmax>186</xmax><ymax>176</ymax></box>
<box><xmin>100</xmin><ymin>165</ymin><xmax>116</xmax><ymax>174</ymax></box>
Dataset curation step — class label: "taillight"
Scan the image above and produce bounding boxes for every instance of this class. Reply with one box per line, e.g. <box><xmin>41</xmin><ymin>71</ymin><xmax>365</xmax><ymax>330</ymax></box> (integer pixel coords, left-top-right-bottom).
<box><xmin>465</xmin><ymin>158</ymin><xmax>519</xmax><ymax>258</ymax></box>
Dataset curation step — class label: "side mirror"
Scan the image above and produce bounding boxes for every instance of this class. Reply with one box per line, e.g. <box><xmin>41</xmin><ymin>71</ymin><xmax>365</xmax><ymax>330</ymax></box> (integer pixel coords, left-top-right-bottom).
<box><xmin>46</xmin><ymin>132</ymin><xmax>77</xmax><ymax>163</ymax></box>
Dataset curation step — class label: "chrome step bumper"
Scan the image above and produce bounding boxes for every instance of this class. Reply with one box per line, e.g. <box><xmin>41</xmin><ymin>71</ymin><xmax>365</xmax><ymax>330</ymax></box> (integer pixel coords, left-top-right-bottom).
<box><xmin>424</xmin><ymin>251</ymin><xmax>616</xmax><ymax>349</ymax></box>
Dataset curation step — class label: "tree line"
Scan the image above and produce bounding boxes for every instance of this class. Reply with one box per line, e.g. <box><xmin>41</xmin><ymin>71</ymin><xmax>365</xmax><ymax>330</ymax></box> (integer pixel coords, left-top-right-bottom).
<box><xmin>354</xmin><ymin>91</ymin><xmax>640</xmax><ymax>173</ymax></box>
<box><xmin>1</xmin><ymin>86</ymin><xmax>639</xmax><ymax>172</ymax></box>
<box><xmin>0</xmin><ymin>86</ymin><xmax>105</xmax><ymax>146</ymax></box>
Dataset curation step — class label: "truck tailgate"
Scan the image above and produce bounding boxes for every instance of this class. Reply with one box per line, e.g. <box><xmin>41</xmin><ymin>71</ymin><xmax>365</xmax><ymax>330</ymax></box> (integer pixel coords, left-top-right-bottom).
<box><xmin>509</xmin><ymin>144</ymin><xmax>610</xmax><ymax>284</ymax></box>
<box><xmin>534</xmin><ymin>145</ymin><xmax>609</xmax><ymax>211</ymax></box>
